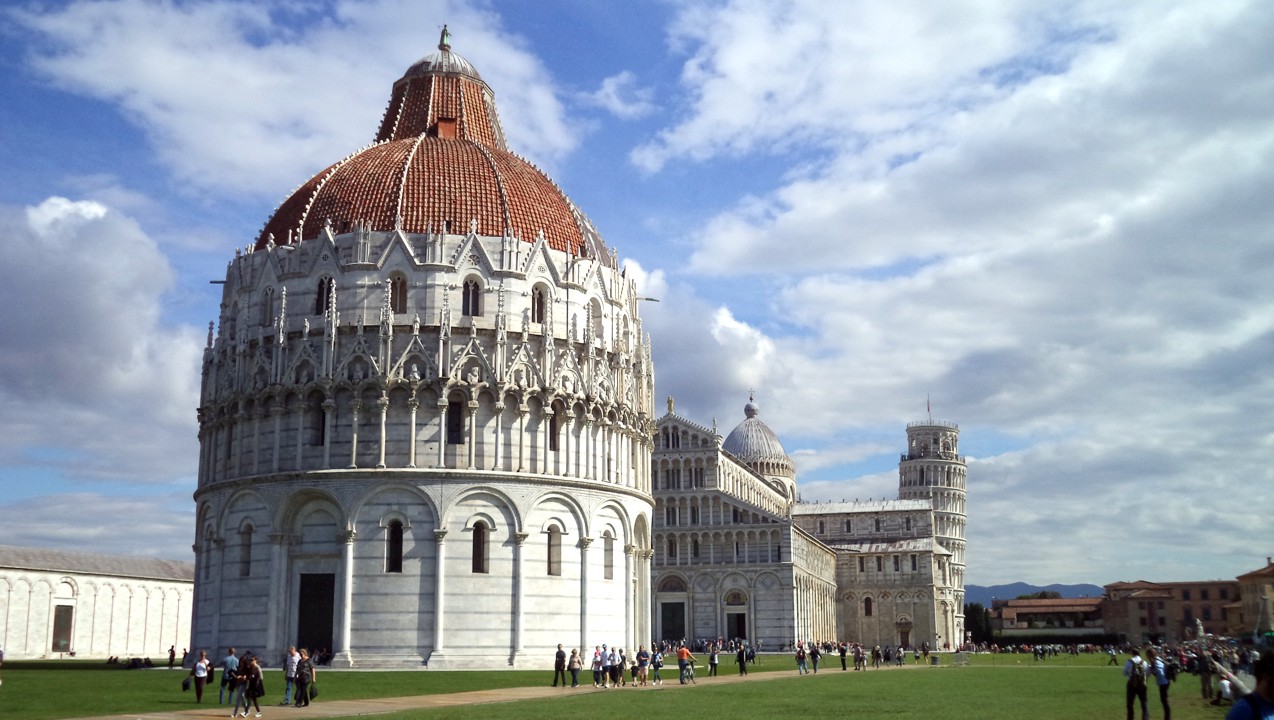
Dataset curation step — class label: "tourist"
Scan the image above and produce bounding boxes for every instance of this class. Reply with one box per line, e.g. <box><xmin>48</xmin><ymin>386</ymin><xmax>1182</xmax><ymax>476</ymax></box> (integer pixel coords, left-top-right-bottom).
<box><xmin>651</xmin><ymin>648</ymin><xmax>664</xmax><ymax>685</ymax></box>
<box><xmin>1226</xmin><ymin>651</ymin><xmax>1274</xmax><ymax>719</ymax></box>
<box><xmin>168</xmin><ymin>645</ymin><xmax>176</xmax><ymax>669</ymax></box>
<box><xmin>191</xmin><ymin>650</ymin><xmax>210</xmax><ymax>703</ymax></box>
<box><xmin>709</xmin><ymin>644</ymin><xmax>719</xmax><ymax>676</ymax></box>
<box><xmin>795</xmin><ymin>643</ymin><xmax>809</xmax><ymax>674</ymax></box>
<box><xmin>737</xmin><ymin>644</ymin><xmax>747</xmax><ymax>675</ymax></box>
<box><xmin>295</xmin><ymin>649</ymin><xmax>315</xmax><ymax>707</ymax></box>
<box><xmin>810</xmin><ymin>643</ymin><xmax>821</xmax><ymax>673</ymax></box>
<box><xmin>1124</xmin><ymin>647</ymin><xmax>1150</xmax><ymax>720</ymax></box>
<box><xmin>677</xmin><ymin>643</ymin><xmax>695</xmax><ymax>684</ymax></box>
<box><xmin>600</xmin><ymin>644</ymin><xmax>611</xmax><ymax>688</ymax></box>
<box><xmin>1147</xmin><ymin>647</ymin><xmax>1171</xmax><ymax>720</ymax></box>
<box><xmin>839</xmin><ymin>642</ymin><xmax>848</xmax><ymax>671</ymax></box>
<box><xmin>235</xmin><ymin>655</ymin><xmax>265</xmax><ymax>718</ymax></box>
<box><xmin>552</xmin><ymin>643</ymin><xmax>567</xmax><ymax>687</ymax></box>
<box><xmin>636</xmin><ymin>645</ymin><xmax>650</xmax><ymax>686</ymax></box>
<box><xmin>567</xmin><ymin>648</ymin><xmax>582</xmax><ymax>687</ymax></box>
<box><xmin>591</xmin><ymin>646</ymin><xmax>604</xmax><ymax>688</ymax></box>
<box><xmin>281</xmin><ymin>646</ymin><xmax>300</xmax><ymax>705</ymax></box>
<box><xmin>219</xmin><ymin>648</ymin><xmax>239</xmax><ymax>705</ymax></box>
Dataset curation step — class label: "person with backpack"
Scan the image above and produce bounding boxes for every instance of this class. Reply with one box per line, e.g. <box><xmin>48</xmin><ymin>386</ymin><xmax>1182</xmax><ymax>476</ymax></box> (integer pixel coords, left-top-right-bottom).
<box><xmin>795</xmin><ymin>643</ymin><xmax>809</xmax><ymax>674</ymax></box>
<box><xmin>1124</xmin><ymin>647</ymin><xmax>1150</xmax><ymax>720</ymax></box>
<box><xmin>1226</xmin><ymin>651</ymin><xmax>1274</xmax><ymax>720</ymax></box>
<box><xmin>1147</xmin><ymin>647</ymin><xmax>1172</xmax><ymax>720</ymax></box>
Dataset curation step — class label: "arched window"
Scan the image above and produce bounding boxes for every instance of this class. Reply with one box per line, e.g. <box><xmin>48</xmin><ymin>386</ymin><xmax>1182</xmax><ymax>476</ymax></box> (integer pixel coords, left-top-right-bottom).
<box><xmin>446</xmin><ymin>398</ymin><xmax>465</xmax><ymax>445</ymax></box>
<box><xmin>603</xmin><ymin>530</ymin><xmax>615</xmax><ymax>580</ymax></box>
<box><xmin>863</xmin><ymin>597</ymin><xmax>873</xmax><ymax>617</ymax></box>
<box><xmin>238</xmin><ymin>524</ymin><xmax>254</xmax><ymax>577</ymax></box>
<box><xmin>531</xmin><ymin>286</ymin><xmax>546</xmax><ymax>324</ymax></box>
<box><xmin>386</xmin><ymin>520</ymin><xmax>404</xmax><ymax>573</ymax></box>
<box><xmin>316</xmin><ymin>276</ymin><xmax>334</xmax><ymax>315</ymax></box>
<box><xmin>390</xmin><ymin>275</ymin><xmax>407</xmax><ymax>314</ymax></box>
<box><xmin>547</xmin><ymin>525</ymin><xmax>562</xmax><ymax>576</ymax></box>
<box><xmin>665</xmin><ymin>536</ymin><xmax>678</xmax><ymax>562</ymax></box>
<box><xmin>462</xmin><ymin>278</ymin><xmax>481</xmax><ymax>316</ymax></box>
<box><xmin>844</xmin><ymin>519</ymin><xmax>852</xmax><ymax>533</ymax></box>
<box><xmin>905</xmin><ymin>517</ymin><xmax>912</xmax><ymax>532</ymax></box>
<box><xmin>260</xmin><ymin>287</ymin><xmax>275</xmax><ymax>326</ymax></box>
<box><xmin>818</xmin><ymin>520</ymin><xmax>826</xmax><ymax>535</ymax></box>
<box><xmin>472</xmin><ymin>521</ymin><xmax>489</xmax><ymax>573</ymax></box>
<box><xmin>691</xmin><ymin>538</ymin><xmax>700</xmax><ymax>559</ymax></box>
<box><xmin>548</xmin><ymin>406</ymin><xmax>561</xmax><ymax>452</ymax></box>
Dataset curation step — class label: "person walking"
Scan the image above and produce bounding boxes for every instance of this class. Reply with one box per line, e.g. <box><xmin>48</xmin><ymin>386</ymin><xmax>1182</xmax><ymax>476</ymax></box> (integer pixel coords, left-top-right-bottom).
<box><xmin>552</xmin><ymin>643</ymin><xmax>567</xmax><ymax>687</ymax></box>
<box><xmin>1147</xmin><ymin>647</ymin><xmax>1172</xmax><ymax>720</ymax></box>
<box><xmin>219</xmin><ymin>648</ymin><xmax>240</xmax><ymax>705</ymax></box>
<box><xmin>651</xmin><ymin>648</ymin><xmax>664</xmax><ymax>685</ymax></box>
<box><xmin>567</xmin><ymin>648</ymin><xmax>582</xmax><ymax>687</ymax></box>
<box><xmin>295</xmin><ymin>649</ymin><xmax>316</xmax><ymax>708</ymax></box>
<box><xmin>234</xmin><ymin>655</ymin><xmax>265</xmax><ymax>718</ymax></box>
<box><xmin>591</xmin><ymin>646</ymin><xmax>604</xmax><ymax>688</ymax></box>
<box><xmin>191</xmin><ymin>650</ymin><xmax>210</xmax><ymax>704</ymax></box>
<box><xmin>709</xmin><ymin>645</ymin><xmax>719</xmax><ymax>677</ymax></box>
<box><xmin>737</xmin><ymin>644</ymin><xmax>748</xmax><ymax>675</ymax></box>
<box><xmin>281</xmin><ymin>646</ymin><xmax>300</xmax><ymax>705</ymax></box>
<box><xmin>839</xmin><ymin>642</ymin><xmax>848</xmax><ymax>671</ymax></box>
<box><xmin>636</xmin><ymin>645</ymin><xmax>650</xmax><ymax>686</ymax></box>
<box><xmin>1125</xmin><ymin>648</ymin><xmax>1150</xmax><ymax>720</ymax></box>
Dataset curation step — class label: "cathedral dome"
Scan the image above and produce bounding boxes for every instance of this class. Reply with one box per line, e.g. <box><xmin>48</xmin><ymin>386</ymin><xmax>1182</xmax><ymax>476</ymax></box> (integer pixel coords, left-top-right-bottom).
<box><xmin>255</xmin><ymin>28</ymin><xmax>601</xmax><ymax>257</ymax></box>
<box><xmin>722</xmin><ymin>397</ymin><xmax>795</xmax><ymax>476</ymax></box>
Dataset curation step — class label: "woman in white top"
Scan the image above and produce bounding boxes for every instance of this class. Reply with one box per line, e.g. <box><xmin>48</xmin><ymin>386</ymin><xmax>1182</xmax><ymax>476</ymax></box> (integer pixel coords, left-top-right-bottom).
<box><xmin>191</xmin><ymin>650</ymin><xmax>210</xmax><ymax>704</ymax></box>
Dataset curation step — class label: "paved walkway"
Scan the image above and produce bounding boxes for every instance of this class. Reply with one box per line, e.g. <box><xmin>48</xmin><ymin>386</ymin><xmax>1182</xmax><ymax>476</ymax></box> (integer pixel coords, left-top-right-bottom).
<box><xmin>64</xmin><ymin>663</ymin><xmax>895</xmax><ymax>720</ymax></box>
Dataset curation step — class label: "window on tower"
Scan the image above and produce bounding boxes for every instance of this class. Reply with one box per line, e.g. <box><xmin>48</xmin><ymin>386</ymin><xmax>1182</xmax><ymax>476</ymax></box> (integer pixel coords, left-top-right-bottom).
<box><xmin>462</xmin><ymin>278</ymin><xmax>482</xmax><ymax>316</ymax></box>
<box><xmin>547</xmin><ymin>525</ymin><xmax>562</xmax><ymax>576</ymax></box>
<box><xmin>471</xmin><ymin>521</ymin><xmax>489</xmax><ymax>573</ymax></box>
<box><xmin>531</xmin><ymin>286</ymin><xmax>546</xmax><ymax>324</ymax></box>
<box><xmin>386</xmin><ymin>520</ymin><xmax>404</xmax><ymax>573</ymax></box>
<box><xmin>390</xmin><ymin>274</ymin><xmax>407</xmax><ymax>314</ymax></box>
<box><xmin>316</xmin><ymin>276</ymin><xmax>334</xmax><ymax>315</ymax></box>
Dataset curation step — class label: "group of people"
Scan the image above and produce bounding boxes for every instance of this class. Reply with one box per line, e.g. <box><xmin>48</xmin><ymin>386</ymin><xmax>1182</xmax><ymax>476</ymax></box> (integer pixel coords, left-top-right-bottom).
<box><xmin>1122</xmin><ymin>644</ymin><xmax>1272</xmax><ymax>720</ymax></box>
<box><xmin>556</xmin><ymin>640</ymin><xmax>747</xmax><ymax>688</ymax></box>
<box><xmin>185</xmin><ymin>645</ymin><xmax>318</xmax><ymax>715</ymax></box>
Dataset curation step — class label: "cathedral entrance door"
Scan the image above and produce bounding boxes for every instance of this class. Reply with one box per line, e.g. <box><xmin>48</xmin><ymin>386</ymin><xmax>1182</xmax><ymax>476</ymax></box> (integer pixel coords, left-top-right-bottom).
<box><xmin>297</xmin><ymin>573</ymin><xmax>335</xmax><ymax>656</ymax></box>
<box><xmin>726</xmin><ymin>611</ymin><xmax>747</xmax><ymax>640</ymax></box>
<box><xmin>660</xmin><ymin>602</ymin><xmax>686</xmax><ymax>642</ymax></box>
<box><xmin>899</xmin><ymin>629</ymin><xmax>910</xmax><ymax>647</ymax></box>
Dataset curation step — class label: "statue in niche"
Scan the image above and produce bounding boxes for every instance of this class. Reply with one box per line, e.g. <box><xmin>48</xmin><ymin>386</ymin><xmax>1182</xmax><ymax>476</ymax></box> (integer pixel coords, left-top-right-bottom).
<box><xmin>513</xmin><ymin>368</ymin><xmax>526</xmax><ymax>388</ymax></box>
<box><xmin>409</xmin><ymin>363</ymin><xmax>421</xmax><ymax>382</ymax></box>
<box><xmin>466</xmin><ymin>365</ymin><xmax>481</xmax><ymax>386</ymax></box>
<box><xmin>351</xmin><ymin>364</ymin><xmax>364</xmax><ymax>382</ymax></box>
<box><xmin>412</xmin><ymin>314</ymin><xmax>420</xmax><ymax>336</ymax></box>
<box><xmin>562</xmin><ymin>375</ymin><xmax>574</xmax><ymax>395</ymax></box>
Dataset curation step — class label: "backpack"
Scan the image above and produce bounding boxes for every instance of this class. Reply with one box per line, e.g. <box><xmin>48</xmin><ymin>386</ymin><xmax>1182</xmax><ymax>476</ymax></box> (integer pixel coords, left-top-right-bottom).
<box><xmin>1129</xmin><ymin>660</ymin><xmax>1146</xmax><ymax>690</ymax></box>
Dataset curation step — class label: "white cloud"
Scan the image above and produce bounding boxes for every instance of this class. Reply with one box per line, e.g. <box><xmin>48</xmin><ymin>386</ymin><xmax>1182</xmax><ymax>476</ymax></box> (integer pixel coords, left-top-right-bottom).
<box><xmin>0</xmin><ymin>197</ymin><xmax>204</xmax><ymax>482</ymax></box>
<box><xmin>581</xmin><ymin>71</ymin><xmax>656</xmax><ymax>120</ymax></box>
<box><xmin>11</xmin><ymin>0</ymin><xmax>578</xmax><ymax>198</ymax></box>
<box><xmin>0</xmin><ymin>491</ymin><xmax>194</xmax><ymax>558</ymax></box>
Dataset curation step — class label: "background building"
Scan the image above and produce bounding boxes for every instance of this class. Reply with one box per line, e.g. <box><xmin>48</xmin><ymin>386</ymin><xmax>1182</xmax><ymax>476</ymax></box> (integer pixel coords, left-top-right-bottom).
<box><xmin>651</xmin><ymin>398</ymin><xmax>966</xmax><ymax>649</ymax></box>
<box><xmin>0</xmin><ymin>545</ymin><xmax>192</xmax><ymax>660</ymax></box>
<box><xmin>1102</xmin><ymin>579</ymin><xmax>1239</xmax><ymax>643</ymax></box>
<box><xmin>191</xmin><ymin>31</ymin><xmax>654</xmax><ymax>669</ymax></box>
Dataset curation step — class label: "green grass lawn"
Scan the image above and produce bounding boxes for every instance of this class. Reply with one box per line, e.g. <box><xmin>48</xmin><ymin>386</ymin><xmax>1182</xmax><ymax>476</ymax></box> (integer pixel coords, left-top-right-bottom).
<box><xmin>0</xmin><ymin>653</ymin><xmax>1238</xmax><ymax>720</ymax></box>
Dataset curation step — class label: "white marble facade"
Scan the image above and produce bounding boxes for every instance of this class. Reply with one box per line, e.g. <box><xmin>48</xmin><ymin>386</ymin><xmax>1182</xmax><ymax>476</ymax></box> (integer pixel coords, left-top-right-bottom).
<box><xmin>192</xmin><ymin>35</ymin><xmax>655</xmax><ymax>669</ymax></box>
<box><xmin>0</xmin><ymin>546</ymin><xmax>193</xmax><ymax>660</ymax></box>
<box><xmin>652</xmin><ymin>405</ymin><xmax>966</xmax><ymax>650</ymax></box>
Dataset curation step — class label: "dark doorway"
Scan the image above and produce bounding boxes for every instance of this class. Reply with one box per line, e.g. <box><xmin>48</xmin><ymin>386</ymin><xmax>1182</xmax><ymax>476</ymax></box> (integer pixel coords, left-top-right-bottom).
<box><xmin>726</xmin><ymin>611</ymin><xmax>747</xmax><ymax>640</ymax></box>
<box><xmin>51</xmin><ymin>605</ymin><xmax>74</xmax><ymax>653</ymax></box>
<box><xmin>297</xmin><ymin>573</ymin><xmax>335</xmax><ymax>657</ymax></box>
<box><xmin>660</xmin><ymin>601</ymin><xmax>686</xmax><ymax>642</ymax></box>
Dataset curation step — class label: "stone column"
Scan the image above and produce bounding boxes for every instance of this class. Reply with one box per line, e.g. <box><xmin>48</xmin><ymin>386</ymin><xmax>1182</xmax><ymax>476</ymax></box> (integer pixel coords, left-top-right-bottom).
<box><xmin>266</xmin><ymin>533</ymin><xmax>293</xmax><ymax>658</ymax></box>
<box><xmin>624</xmin><ymin>544</ymin><xmax>635</xmax><ymax>648</ymax></box>
<box><xmin>270</xmin><ymin>403</ymin><xmax>284</xmax><ymax>472</ymax></box>
<box><xmin>512</xmin><ymin>531</ymin><xmax>529</xmax><ymax>662</ymax></box>
<box><xmin>516</xmin><ymin>405</ymin><xmax>527</xmax><ymax>472</ymax></box>
<box><xmin>376</xmin><ymin>395</ymin><xmax>389</xmax><ymax>468</ymax></box>
<box><xmin>406</xmin><ymin>399</ymin><xmax>419</xmax><ymax>468</ymax></box>
<box><xmin>492</xmin><ymin>401</ymin><xmax>504</xmax><ymax>471</ymax></box>
<box><xmin>321</xmin><ymin>399</ymin><xmax>335</xmax><ymax>468</ymax></box>
<box><xmin>466</xmin><ymin>399</ymin><xmax>478</xmax><ymax>470</ymax></box>
<box><xmin>432</xmin><ymin>529</ymin><xmax>448</xmax><ymax>660</ymax></box>
<box><xmin>348</xmin><ymin>401</ymin><xmax>362</xmax><ymax>468</ymax></box>
<box><xmin>437</xmin><ymin>399</ymin><xmax>448</xmax><ymax>468</ymax></box>
<box><xmin>578</xmin><ymin>537</ymin><xmax>592</xmax><ymax>653</ymax></box>
<box><xmin>331</xmin><ymin>529</ymin><xmax>356</xmax><ymax>667</ymax></box>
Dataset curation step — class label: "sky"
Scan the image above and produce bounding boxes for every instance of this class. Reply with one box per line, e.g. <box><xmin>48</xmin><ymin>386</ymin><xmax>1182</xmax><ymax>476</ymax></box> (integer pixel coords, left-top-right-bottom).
<box><xmin>0</xmin><ymin>0</ymin><xmax>1271</xmax><ymax>588</ymax></box>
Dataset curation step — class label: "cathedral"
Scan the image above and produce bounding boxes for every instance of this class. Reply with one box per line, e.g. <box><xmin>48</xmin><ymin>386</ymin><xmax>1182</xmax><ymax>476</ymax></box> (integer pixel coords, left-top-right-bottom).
<box><xmin>191</xmin><ymin>30</ymin><xmax>965</xmax><ymax>669</ymax></box>
<box><xmin>651</xmin><ymin>398</ymin><xmax>966</xmax><ymax>651</ymax></box>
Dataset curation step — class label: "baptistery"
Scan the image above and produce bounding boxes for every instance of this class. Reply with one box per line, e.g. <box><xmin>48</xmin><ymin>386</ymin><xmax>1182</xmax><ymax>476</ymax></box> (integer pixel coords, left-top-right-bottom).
<box><xmin>191</xmin><ymin>29</ymin><xmax>655</xmax><ymax>669</ymax></box>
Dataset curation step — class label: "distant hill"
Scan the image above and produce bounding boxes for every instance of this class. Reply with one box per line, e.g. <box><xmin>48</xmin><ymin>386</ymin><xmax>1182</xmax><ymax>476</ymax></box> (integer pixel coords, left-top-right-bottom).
<box><xmin>965</xmin><ymin>582</ymin><xmax>1105</xmax><ymax>607</ymax></box>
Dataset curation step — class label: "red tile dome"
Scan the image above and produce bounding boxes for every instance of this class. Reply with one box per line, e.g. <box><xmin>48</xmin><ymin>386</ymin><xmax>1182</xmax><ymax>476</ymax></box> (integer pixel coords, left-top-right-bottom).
<box><xmin>256</xmin><ymin>28</ymin><xmax>598</xmax><ymax>256</ymax></box>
